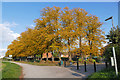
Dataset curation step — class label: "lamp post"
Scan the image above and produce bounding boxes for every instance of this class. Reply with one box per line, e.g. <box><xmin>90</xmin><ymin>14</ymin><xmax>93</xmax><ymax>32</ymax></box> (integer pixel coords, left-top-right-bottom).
<box><xmin>105</xmin><ymin>16</ymin><xmax>114</xmax><ymax>28</ymax></box>
<box><xmin>105</xmin><ymin>16</ymin><xmax>118</xmax><ymax>76</ymax></box>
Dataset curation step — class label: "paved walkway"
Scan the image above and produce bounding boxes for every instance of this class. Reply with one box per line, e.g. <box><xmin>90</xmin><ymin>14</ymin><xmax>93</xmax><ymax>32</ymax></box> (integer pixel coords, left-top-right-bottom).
<box><xmin>66</xmin><ymin>63</ymin><xmax>106</xmax><ymax>78</ymax></box>
<box><xmin>12</xmin><ymin>62</ymin><xmax>106</xmax><ymax>78</ymax></box>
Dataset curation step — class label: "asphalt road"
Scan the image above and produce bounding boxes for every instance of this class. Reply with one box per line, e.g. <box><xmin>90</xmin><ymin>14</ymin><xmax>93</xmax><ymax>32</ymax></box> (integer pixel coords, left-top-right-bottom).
<box><xmin>12</xmin><ymin>62</ymin><xmax>105</xmax><ymax>78</ymax></box>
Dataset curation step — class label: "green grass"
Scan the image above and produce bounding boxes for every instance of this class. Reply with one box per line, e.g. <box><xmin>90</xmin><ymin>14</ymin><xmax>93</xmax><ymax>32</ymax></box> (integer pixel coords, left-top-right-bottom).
<box><xmin>87</xmin><ymin>67</ymin><xmax>120</xmax><ymax>80</ymax></box>
<box><xmin>2</xmin><ymin>62</ymin><xmax>22</xmax><ymax>79</ymax></box>
<box><xmin>15</xmin><ymin>61</ymin><xmax>60</xmax><ymax>66</ymax></box>
<box><xmin>0</xmin><ymin>60</ymin><xmax>2</xmax><ymax>79</ymax></box>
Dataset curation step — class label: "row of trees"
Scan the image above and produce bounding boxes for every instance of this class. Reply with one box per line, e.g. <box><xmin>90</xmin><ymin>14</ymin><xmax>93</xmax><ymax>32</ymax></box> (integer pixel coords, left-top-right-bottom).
<box><xmin>5</xmin><ymin>6</ymin><xmax>106</xmax><ymax>61</ymax></box>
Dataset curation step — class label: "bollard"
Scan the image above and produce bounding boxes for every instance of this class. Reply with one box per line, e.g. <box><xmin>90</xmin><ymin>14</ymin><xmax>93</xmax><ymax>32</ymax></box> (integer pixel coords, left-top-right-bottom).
<box><xmin>77</xmin><ymin>58</ymin><xmax>79</xmax><ymax>70</ymax></box>
<box><xmin>94</xmin><ymin>62</ymin><xmax>96</xmax><ymax>72</ymax></box>
<box><xmin>105</xmin><ymin>62</ymin><xmax>108</xmax><ymax>68</ymax></box>
<box><xmin>84</xmin><ymin>61</ymin><xmax>87</xmax><ymax>72</ymax></box>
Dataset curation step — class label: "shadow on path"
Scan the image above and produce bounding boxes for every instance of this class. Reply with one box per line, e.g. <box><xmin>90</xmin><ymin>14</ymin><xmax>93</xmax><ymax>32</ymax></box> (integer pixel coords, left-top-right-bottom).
<box><xmin>65</xmin><ymin>63</ymin><xmax>106</xmax><ymax>78</ymax></box>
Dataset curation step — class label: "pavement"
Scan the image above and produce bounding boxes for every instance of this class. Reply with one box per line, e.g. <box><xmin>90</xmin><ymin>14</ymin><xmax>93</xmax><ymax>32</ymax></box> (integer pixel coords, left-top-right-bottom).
<box><xmin>11</xmin><ymin>61</ymin><xmax>106</xmax><ymax>79</ymax></box>
<box><xmin>66</xmin><ymin>63</ymin><xmax>106</xmax><ymax>78</ymax></box>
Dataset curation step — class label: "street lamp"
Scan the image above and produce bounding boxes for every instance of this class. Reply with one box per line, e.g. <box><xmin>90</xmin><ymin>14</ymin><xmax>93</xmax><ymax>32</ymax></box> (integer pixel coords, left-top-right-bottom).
<box><xmin>105</xmin><ymin>16</ymin><xmax>118</xmax><ymax>76</ymax></box>
<box><xmin>105</xmin><ymin>16</ymin><xmax>114</xmax><ymax>28</ymax></box>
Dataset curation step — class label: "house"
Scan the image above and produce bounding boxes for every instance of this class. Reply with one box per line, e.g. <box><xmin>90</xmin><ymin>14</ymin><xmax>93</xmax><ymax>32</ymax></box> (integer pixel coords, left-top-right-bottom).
<box><xmin>42</xmin><ymin>53</ymin><xmax>53</xmax><ymax>58</ymax></box>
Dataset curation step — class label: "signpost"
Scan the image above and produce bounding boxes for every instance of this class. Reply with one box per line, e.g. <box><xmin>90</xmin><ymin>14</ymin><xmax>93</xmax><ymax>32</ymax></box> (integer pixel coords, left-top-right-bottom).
<box><xmin>112</xmin><ymin>47</ymin><xmax>118</xmax><ymax>76</ymax></box>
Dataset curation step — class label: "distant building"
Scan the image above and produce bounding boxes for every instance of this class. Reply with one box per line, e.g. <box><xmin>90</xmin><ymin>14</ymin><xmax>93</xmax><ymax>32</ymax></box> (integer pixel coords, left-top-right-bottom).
<box><xmin>42</xmin><ymin>52</ymin><xmax>69</xmax><ymax>58</ymax></box>
<box><xmin>42</xmin><ymin>53</ymin><xmax>52</xmax><ymax>58</ymax></box>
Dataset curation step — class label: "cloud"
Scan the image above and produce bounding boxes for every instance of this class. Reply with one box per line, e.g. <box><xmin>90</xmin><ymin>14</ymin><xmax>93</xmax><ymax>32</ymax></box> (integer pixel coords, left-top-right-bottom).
<box><xmin>0</xmin><ymin>22</ymin><xmax>20</xmax><ymax>42</ymax></box>
<box><xmin>0</xmin><ymin>22</ymin><xmax>20</xmax><ymax>56</ymax></box>
<box><xmin>0</xmin><ymin>49</ymin><xmax>7</xmax><ymax>51</ymax></box>
<box><xmin>1</xmin><ymin>22</ymin><xmax>18</xmax><ymax>28</ymax></box>
<box><xmin>0</xmin><ymin>49</ymin><xmax>7</xmax><ymax>56</ymax></box>
<box><xmin>30</xmin><ymin>24</ymin><xmax>35</xmax><ymax>27</ymax></box>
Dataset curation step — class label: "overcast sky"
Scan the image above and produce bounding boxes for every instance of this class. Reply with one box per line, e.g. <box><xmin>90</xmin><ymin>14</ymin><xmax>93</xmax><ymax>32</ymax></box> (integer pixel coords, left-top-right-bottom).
<box><xmin>0</xmin><ymin>1</ymin><xmax>119</xmax><ymax>56</ymax></box>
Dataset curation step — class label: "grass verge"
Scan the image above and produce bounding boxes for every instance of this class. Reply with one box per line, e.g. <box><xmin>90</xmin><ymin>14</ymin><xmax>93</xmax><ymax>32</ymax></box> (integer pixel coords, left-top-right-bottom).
<box><xmin>87</xmin><ymin>67</ymin><xmax>120</xmax><ymax>80</ymax></box>
<box><xmin>15</xmin><ymin>61</ymin><xmax>60</xmax><ymax>66</ymax></box>
<box><xmin>2</xmin><ymin>62</ymin><xmax>22</xmax><ymax>79</ymax></box>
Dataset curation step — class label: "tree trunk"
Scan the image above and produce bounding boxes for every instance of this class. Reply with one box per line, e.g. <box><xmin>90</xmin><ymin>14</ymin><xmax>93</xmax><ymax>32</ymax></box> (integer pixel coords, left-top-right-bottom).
<box><xmin>46</xmin><ymin>53</ymin><xmax>48</xmax><ymax>61</ymax></box>
<box><xmin>68</xmin><ymin>38</ymin><xmax>71</xmax><ymax>61</ymax></box>
<box><xmin>59</xmin><ymin>56</ymin><xmax>61</xmax><ymax>61</ymax></box>
<box><xmin>34</xmin><ymin>54</ymin><xmax>36</xmax><ymax>62</ymax></box>
<box><xmin>51</xmin><ymin>52</ymin><xmax>54</xmax><ymax>61</ymax></box>
<box><xmin>69</xmin><ymin>54</ymin><xmax>72</xmax><ymax>61</ymax></box>
<box><xmin>40</xmin><ymin>54</ymin><xmax>43</xmax><ymax>61</ymax></box>
<box><xmin>59</xmin><ymin>52</ymin><xmax>61</xmax><ymax>61</ymax></box>
<box><xmin>88</xmin><ymin>39</ymin><xmax>93</xmax><ymax>59</ymax></box>
<box><xmin>20</xmin><ymin>57</ymin><xmax>21</xmax><ymax>61</ymax></box>
<box><xmin>79</xmin><ymin>36</ymin><xmax>83</xmax><ymax>59</ymax></box>
<box><xmin>25</xmin><ymin>57</ymin><xmax>27</xmax><ymax>61</ymax></box>
<box><xmin>52</xmin><ymin>56</ymin><xmax>54</xmax><ymax>62</ymax></box>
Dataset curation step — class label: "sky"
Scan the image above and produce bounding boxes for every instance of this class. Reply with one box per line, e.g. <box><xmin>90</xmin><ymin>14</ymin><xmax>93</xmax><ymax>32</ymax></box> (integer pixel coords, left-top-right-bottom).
<box><xmin>0</xmin><ymin>2</ymin><xmax>119</xmax><ymax>56</ymax></box>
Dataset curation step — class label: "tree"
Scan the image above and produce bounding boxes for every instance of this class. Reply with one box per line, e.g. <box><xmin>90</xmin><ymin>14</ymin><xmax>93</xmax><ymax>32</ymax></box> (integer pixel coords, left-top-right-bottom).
<box><xmin>60</xmin><ymin>7</ymin><xmax>76</xmax><ymax>60</ymax></box>
<box><xmin>5</xmin><ymin>6</ymin><xmax>106</xmax><ymax>62</ymax></box>
<box><xmin>34</xmin><ymin>6</ymin><xmax>62</xmax><ymax>61</ymax></box>
<box><xmin>84</xmin><ymin>15</ymin><xmax>106</xmax><ymax>57</ymax></box>
<box><xmin>73</xmin><ymin>8</ymin><xmax>88</xmax><ymax>58</ymax></box>
<box><xmin>104</xmin><ymin>25</ymin><xmax>120</xmax><ymax>70</ymax></box>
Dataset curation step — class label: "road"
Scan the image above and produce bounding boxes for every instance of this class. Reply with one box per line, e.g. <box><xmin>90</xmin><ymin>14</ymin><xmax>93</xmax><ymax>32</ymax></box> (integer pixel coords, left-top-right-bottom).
<box><xmin>12</xmin><ymin>62</ymin><xmax>106</xmax><ymax>79</ymax></box>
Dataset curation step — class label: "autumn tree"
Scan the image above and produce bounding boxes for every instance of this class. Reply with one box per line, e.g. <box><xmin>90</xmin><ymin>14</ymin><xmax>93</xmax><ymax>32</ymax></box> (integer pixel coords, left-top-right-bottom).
<box><xmin>34</xmin><ymin>6</ymin><xmax>62</xmax><ymax>61</ymax></box>
<box><xmin>5</xmin><ymin>6</ymin><xmax>106</xmax><ymax>62</ymax></box>
<box><xmin>73</xmin><ymin>8</ymin><xmax>88</xmax><ymax>58</ymax></box>
<box><xmin>60</xmin><ymin>7</ymin><xmax>77</xmax><ymax>60</ymax></box>
<box><xmin>84</xmin><ymin>15</ymin><xmax>106</xmax><ymax>58</ymax></box>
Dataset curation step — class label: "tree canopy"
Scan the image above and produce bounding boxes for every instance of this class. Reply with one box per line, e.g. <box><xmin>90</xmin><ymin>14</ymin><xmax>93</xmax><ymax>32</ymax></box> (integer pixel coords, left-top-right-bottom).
<box><xmin>5</xmin><ymin>6</ymin><xmax>106</xmax><ymax>60</ymax></box>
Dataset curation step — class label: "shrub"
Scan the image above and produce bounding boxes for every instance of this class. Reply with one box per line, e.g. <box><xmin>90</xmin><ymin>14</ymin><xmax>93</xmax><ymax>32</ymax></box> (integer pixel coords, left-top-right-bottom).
<box><xmin>35</xmin><ymin>60</ymin><xmax>40</xmax><ymax>62</ymax></box>
<box><xmin>88</xmin><ymin>67</ymin><xmax>120</xmax><ymax>80</ymax></box>
<box><xmin>90</xmin><ymin>59</ymin><xmax>95</xmax><ymax>62</ymax></box>
<box><xmin>70</xmin><ymin>60</ymin><xmax>74</xmax><ymax>63</ymax></box>
<box><xmin>78</xmin><ymin>58</ymin><xmax>85</xmax><ymax>63</ymax></box>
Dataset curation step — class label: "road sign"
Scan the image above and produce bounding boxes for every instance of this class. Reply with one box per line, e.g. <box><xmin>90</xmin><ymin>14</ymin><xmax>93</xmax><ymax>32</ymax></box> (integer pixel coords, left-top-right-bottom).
<box><xmin>111</xmin><ymin>57</ymin><xmax>114</xmax><ymax>66</ymax></box>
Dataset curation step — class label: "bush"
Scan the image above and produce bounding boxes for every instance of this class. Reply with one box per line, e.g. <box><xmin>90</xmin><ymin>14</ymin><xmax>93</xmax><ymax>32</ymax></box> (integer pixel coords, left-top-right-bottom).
<box><xmin>35</xmin><ymin>60</ymin><xmax>40</xmax><ymax>62</ymax></box>
<box><xmin>89</xmin><ymin>59</ymin><xmax>96</xmax><ymax>63</ymax></box>
<box><xmin>88</xmin><ymin>67</ymin><xmax>120</xmax><ymax>80</ymax></box>
<box><xmin>78</xmin><ymin>58</ymin><xmax>96</xmax><ymax>64</ymax></box>
<box><xmin>30</xmin><ymin>60</ymin><xmax>34</xmax><ymax>62</ymax></box>
<box><xmin>78</xmin><ymin>58</ymin><xmax>85</xmax><ymax>64</ymax></box>
<box><xmin>70</xmin><ymin>60</ymin><xmax>74</xmax><ymax>63</ymax></box>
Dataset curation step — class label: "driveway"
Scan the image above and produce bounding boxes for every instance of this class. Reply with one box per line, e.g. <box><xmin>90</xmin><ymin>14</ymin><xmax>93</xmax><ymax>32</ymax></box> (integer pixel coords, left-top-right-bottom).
<box><xmin>12</xmin><ymin>62</ymin><xmax>106</xmax><ymax>79</ymax></box>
